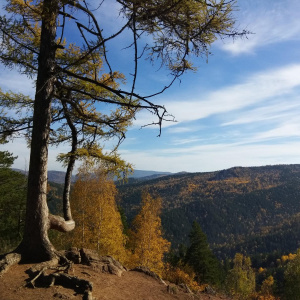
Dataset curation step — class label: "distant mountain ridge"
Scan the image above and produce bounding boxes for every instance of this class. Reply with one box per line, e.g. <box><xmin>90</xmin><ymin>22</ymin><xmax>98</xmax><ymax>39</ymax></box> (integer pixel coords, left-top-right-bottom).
<box><xmin>117</xmin><ymin>164</ymin><xmax>300</xmax><ymax>258</ymax></box>
<box><xmin>129</xmin><ymin>170</ymin><xmax>172</xmax><ymax>179</ymax></box>
<box><xmin>13</xmin><ymin>168</ymin><xmax>173</xmax><ymax>184</ymax></box>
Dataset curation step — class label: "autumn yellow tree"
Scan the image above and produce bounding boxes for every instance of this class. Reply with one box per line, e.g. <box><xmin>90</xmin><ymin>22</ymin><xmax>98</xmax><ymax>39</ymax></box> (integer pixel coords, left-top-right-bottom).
<box><xmin>129</xmin><ymin>192</ymin><xmax>170</xmax><ymax>275</ymax></box>
<box><xmin>257</xmin><ymin>276</ymin><xmax>275</xmax><ymax>300</ymax></box>
<box><xmin>67</xmin><ymin>161</ymin><xmax>127</xmax><ymax>263</ymax></box>
<box><xmin>284</xmin><ymin>249</ymin><xmax>300</xmax><ymax>300</ymax></box>
<box><xmin>226</xmin><ymin>253</ymin><xmax>256</xmax><ymax>300</ymax></box>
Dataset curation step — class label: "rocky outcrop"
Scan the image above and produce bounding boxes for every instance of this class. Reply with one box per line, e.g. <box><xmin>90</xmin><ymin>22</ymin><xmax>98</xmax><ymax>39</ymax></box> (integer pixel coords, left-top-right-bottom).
<box><xmin>63</xmin><ymin>248</ymin><xmax>126</xmax><ymax>277</ymax></box>
<box><xmin>130</xmin><ymin>266</ymin><xmax>166</xmax><ymax>285</ymax></box>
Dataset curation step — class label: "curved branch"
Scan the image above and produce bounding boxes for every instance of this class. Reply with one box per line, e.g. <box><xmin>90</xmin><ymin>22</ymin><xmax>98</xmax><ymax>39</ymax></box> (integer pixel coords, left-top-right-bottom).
<box><xmin>59</xmin><ymin>68</ymin><xmax>168</xmax><ymax>111</ymax></box>
<box><xmin>64</xmin><ymin>1</ymin><xmax>132</xmax><ymax>72</ymax></box>
<box><xmin>130</xmin><ymin>10</ymin><xmax>138</xmax><ymax>100</ymax></box>
<box><xmin>48</xmin><ymin>214</ymin><xmax>75</xmax><ymax>233</ymax></box>
<box><xmin>61</xmin><ymin>100</ymin><xmax>77</xmax><ymax>221</ymax></box>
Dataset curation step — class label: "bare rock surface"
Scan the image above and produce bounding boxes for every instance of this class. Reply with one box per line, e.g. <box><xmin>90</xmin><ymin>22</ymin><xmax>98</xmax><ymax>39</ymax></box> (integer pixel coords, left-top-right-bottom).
<box><xmin>64</xmin><ymin>248</ymin><xmax>126</xmax><ymax>277</ymax></box>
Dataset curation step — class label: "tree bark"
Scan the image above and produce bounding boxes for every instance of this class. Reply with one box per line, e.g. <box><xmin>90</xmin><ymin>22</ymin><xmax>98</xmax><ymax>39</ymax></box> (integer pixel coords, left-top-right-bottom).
<box><xmin>17</xmin><ymin>0</ymin><xmax>59</xmax><ymax>262</ymax></box>
<box><xmin>62</xmin><ymin>101</ymin><xmax>77</xmax><ymax>221</ymax></box>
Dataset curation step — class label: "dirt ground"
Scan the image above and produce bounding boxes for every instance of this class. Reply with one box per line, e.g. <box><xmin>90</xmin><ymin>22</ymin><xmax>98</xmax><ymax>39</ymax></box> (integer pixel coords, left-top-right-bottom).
<box><xmin>0</xmin><ymin>263</ymin><xmax>231</xmax><ymax>300</ymax></box>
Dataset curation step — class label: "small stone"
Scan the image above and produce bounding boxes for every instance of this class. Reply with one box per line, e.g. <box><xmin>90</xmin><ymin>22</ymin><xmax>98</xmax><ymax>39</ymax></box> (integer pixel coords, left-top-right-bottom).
<box><xmin>53</xmin><ymin>292</ymin><xmax>69</xmax><ymax>299</ymax></box>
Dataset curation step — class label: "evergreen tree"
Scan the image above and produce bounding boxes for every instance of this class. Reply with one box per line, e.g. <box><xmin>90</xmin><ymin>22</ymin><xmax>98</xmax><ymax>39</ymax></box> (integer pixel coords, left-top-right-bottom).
<box><xmin>0</xmin><ymin>151</ymin><xmax>16</xmax><ymax>168</ymax></box>
<box><xmin>185</xmin><ymin>221</ymin><xmax>222</xmax><ymax>285</ymax></box>
<box><xmin>130</xmin><ymin>192</ymin><xmax>170</xmax><ymax>275</ymax></box>
<box><xmin>118</xmin><ymin>205</ymin><xmax>129</xmax><ymax>236</ymax></box>
<box><xmin>0</xmin><ymin>151</ymin><xmax>27</xmax><ymax>253</ymax></box>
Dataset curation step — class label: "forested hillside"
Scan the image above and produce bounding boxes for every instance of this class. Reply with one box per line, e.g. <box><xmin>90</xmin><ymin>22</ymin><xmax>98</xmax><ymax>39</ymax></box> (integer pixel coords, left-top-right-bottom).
<box><xmin>117</xmin><ymin>165</ymin><xmax>300</xmax><ymax>258</ymax></box>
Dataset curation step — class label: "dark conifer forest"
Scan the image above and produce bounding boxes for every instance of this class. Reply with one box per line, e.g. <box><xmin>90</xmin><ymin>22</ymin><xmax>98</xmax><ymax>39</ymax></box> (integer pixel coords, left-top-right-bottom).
<box><xmin>117</xmin><ymin>164</ymin><xmax>300</xmax><ymax>259</ymax></box>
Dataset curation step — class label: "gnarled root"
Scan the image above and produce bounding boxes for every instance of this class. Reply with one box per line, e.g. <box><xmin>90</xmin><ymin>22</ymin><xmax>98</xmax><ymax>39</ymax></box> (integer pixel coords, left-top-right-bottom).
<box><xmin>48</xmin><ymin>273</ymin><xmax>93</xmax><ymax>297</ymax></box>
<box><xmin>25</xmin><ymin>256</ymin><xmax>94</xmax><ymax>300</ymax></box>
<box><xmin>27</xmin><ymin>256</ymin><xmax>60</xmax><ymax>276</ymax></box>
<box><xmin>0</xmin><ymin>252</ymin><xmax>22</xmax><ymax>277</ymax></box>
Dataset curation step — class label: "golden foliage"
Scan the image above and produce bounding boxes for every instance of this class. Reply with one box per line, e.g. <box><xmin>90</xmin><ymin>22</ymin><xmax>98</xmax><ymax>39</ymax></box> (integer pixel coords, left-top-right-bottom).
<box><xmin>67</xmin><ymin>162</ymin><xmax>127</xmax><ymax>263</ymax></box>
<box><xmin>163</xmin><ymin>263</ymin><xmax>205</xmax><ymax>292</ymax></box>
<box><xmin>281</xmin><ymin>253</ymin><xmax>296</xmax><ymax>263</ymax></box>
<box><xmin>226</xmin><ymin>253</ymin><xmax>256</xmax><ymax>300</ymax></box>
<box><xmin>128</xmin><ymin>192</ymin><xmax>170</xmax><ymax>275</ymax></box>
<box><xmin>257</xmin><ymin>276</ymin><xmax>275</xmax><ymax>300</ymax></box>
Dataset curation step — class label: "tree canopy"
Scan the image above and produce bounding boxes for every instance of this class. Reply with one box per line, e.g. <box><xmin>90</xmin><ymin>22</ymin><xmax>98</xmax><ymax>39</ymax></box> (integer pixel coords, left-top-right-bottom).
<box><xmin>185</xmin><ymin>221</ymin><xmax>222</xmax><ymax>285</ymax></box>
<box><xmin>129</xmin><ymin>192</ymin><xmax>170</xmax><ymax>275</ymax></box>
<box><xmin>0</xmin><ymin>151</ymin><xmax>26</xmax><ymax>253</ymax></box>
<box><xmin>64</xmin><ymin>162</ymin><xmax>128</xmax><ymax>263</ymax></box>
<box><xmin>0</xmin><ymin>0</ymin><xmax>244</xmax><ymax>144</ymax></box>
<box><xmin>0</xmin><ymin>0</ymin><xmax>245</xmax><ymax>263</ymax></box>
<box><xmin>284</xmin><ymin>249</ymin><xmax>300</xmax><ymax>300</ymax></box>
<box><xmin>226</xmin><ymin>253</ymin><xmax>256</xmax><ymax>299</ymax></box>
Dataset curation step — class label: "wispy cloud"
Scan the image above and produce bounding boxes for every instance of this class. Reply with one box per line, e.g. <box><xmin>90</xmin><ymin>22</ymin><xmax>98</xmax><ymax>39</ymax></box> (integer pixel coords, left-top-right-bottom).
<box><xmin>121</xmin><ymin>139</ymin><xmax>300</xmax><ymax>173</ymax></box>
<box><xmin>167</xmin><ymin>126</ymin><xmax>202</xmax><ymax>134</ymax></box>
<box><xmin>222</xmin><ymin>98</ymin><xmax>300</xmax><ymax>126</ymax></box>
<box><xmin>132</xmin><ymin>64</ymin><xmax>300</xmax><ymax>132</ymax></box>
<box><xmin>221</xmin><ymin>0</ymin><xmax>300</xmax><ymax>55</ymax></box>
<box><xmin>91</xmin><ymin>0</ymin><xmax>127</xmax><ymax>36</ymax></box>
<box><xmin>0</xmin><ymin>69</ymin><xmax>35</xmax><ymax>96</ymax></box>
<box><xmin>165</xmin><ymin>64</ymin><xmax>300</xmax><ymax>123</ymax></box>
<box><xmin>123</xmin><ymin>60</ymin><xmax>300</xmax><ymax>172</ymax></box>
<box><xmin>170</xmin><ymin>137</ymin><xmax>203</xmax><ymax>146</ymax></box>
<box><xmin>251</xmin><ymin>121</ymin><xmax>300</xmax><ymax>142</ymax></box>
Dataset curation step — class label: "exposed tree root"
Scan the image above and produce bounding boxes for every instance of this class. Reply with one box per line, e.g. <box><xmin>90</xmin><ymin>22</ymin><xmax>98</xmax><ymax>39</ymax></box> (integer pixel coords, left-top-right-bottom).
<box><xmin>26</xmin><ymin>267</ymin><xmax>93</xmax><ymax>298</ymax></box>
<box><xmin>26</xmin><ymin>266</ymin><xmax>47</xmax><ymax>288</ymax></box>
<box><xmin>24</xmin><ymin>254</ymin><xmax>94</xmax><ymax>299</ymax></box>
<box><xmin>26</xmin><ymin>256</ymin><xmax>60</xmax><ymax>276</ymax></box>
<box><xmin>0</xmin><ymin>252</ymin><xmax>22</xmax><ymax>277</ymax></box>
<box><xmin>0</xmin><ymin>248</ymin><xmax>127</xmax><ymax>300</ymax></box>
<box><xmin>0</xmin><ymin>251</ymin><xmax>95</xmax><ymax>300</ymax></box>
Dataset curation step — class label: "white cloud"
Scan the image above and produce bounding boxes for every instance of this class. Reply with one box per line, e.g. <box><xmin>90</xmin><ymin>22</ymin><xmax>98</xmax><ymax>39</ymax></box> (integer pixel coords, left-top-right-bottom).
<box><xmin>222</xmin><ymin>98</ymin><xmax>300</xmax><ymax>126</ymax></box>
<box><xmin>120</xmin><ymin>141</ymin><xmax>300</xmax><ymax>173</ymax></box>
<box><xmin>221</xmin><ymin>0</ymin><xmax>300</xmax><ymax>55</ymax></box>
<box><xmin>251</xmin><ymin>122</ymin><xmax>300</xmax><ymax>142</ymax></box>
<box><xmin>91</xmin><ymin>0</ymin><xmax>124</xmax><ymax>27</ymax></box>
<box><xmin>167</xmin><ymin>126</ymin><xmax>202</xmax><ymax>134</ymax></box>
<box><xmin>131</xmin><ymin>64</ymin><xmax>300</xmax><ymax>133</ymax></box>
<box><xmin>0</xmin><ymin>138</ymin><xmax>73</xmax><ymax>172</ymax></box>
<box><xmin>164</xmin><ymin>64</ymin><xmax>300</xmax><ymax>123</ymax></box>
<box><xmin>0</xmin><ymin>68</ymin><xmax>35</xmax><ymax>96</ymax></box>
<box><xmin>170</xmin><ymin>137</ymin><xmax>203</xmax><ymax>146</ymax></box>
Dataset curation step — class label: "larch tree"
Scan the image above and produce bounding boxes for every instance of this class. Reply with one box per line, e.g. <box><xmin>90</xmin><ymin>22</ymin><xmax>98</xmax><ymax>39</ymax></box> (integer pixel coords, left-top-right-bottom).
<box><xmin>67</xmin><ymin>161</ymin><xmax>127</xmax><ymax>263</ymax></box>
<box><xmin>260</xmin><ymin>276</ymin><xmax>275</xmax><ymax>300</ymax></box>
<box><xmin>284</xmin><ymin>249</ymin><xmax>300</xmax><ymax>300</ymax></box>
<box><xmin>129</xmin><ymin>192</ymin><xmax>170</xmax><ymax>275</ymax></box>
<box><xmin>226</xmin><ymin>253</ymin><xmax>256</xmax><ymax>300</ymax></box>
<box><xmin>0</xmin><ymin>0</ymin><xmax>246</xmax><ymax>272</ymax></box>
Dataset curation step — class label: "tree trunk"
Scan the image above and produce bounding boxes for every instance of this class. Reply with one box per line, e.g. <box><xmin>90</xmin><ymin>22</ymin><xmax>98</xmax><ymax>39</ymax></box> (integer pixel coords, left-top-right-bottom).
<box><xmin>17</xmin><ymin>0</ymin><xmax>59</xmax><ymax>262</ymax></box>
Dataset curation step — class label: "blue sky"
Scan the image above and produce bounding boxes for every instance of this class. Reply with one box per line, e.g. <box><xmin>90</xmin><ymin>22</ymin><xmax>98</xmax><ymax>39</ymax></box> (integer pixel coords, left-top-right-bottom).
<box><xmin>1</xmin><ymin>0</ymin><xmax>300</xmax><ymax>173</ymax></box>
